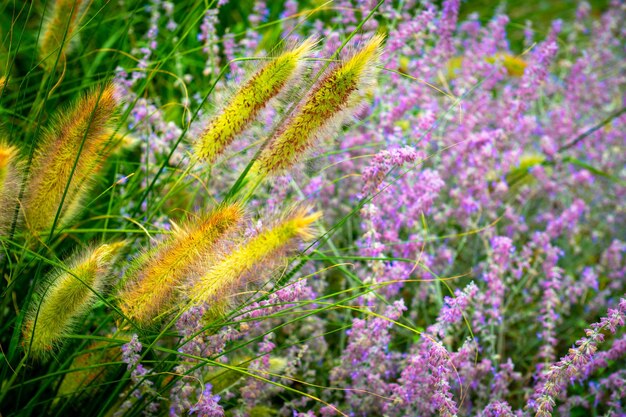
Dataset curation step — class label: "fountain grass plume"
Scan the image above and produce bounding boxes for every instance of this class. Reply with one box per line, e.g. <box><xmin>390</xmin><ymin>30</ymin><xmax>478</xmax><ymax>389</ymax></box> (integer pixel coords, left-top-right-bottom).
<box><xmin>39</xmin><ymin>0</ymin><xmax>88</xmax><ymax>72</ymax></box>
<box><xmin>446</xmin><ymin>53</ymin><xmax>528</xmax><ymax>79</ymax></box>
<box><xmin>194</xmin><ymin>38</ymin><xmax>316</xmax><ymax>162</ymax></box>
<box><xmin>189</xmin><ymin>208</ymin><xmax>321</xmax><ymax>310</ymax></box>
<box><xmin>0</xmin><ymin>141</ymin><xmax>21</xmax><ymax>237</ymax></box>
<box><xmin>21</xmin><ymin>242</ymin><xmax>124</xmax><ymax>360</ymax></box>
<box><xmin>21</xmin><ymin>83</ymin><xmax>119</xmax><ymax>237</ymax></box>
<box><xmin>254</xmin><ymin>34</ymin><xmax>383</xmax><ymax>176</ymax></box>
<box><xmin>118</xmin><ymin>203</ymin><xmax>243</xmax><ymax>326</ymax></box>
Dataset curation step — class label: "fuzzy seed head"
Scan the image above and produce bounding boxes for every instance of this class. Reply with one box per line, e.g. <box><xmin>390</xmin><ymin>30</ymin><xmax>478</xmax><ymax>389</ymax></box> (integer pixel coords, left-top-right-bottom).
<box><xmin>190</xmin><ymin>209</ymin><xmax>321</xmax><ymax>307</ymax></box>
<box><xmin>119</xmin><ymin>203</ymin><xmax>243</xmax><ymax>325</ymax></box>
<box><xmin>22</xmin><ymin>83</ymin><xmax>119</xmax><ymax>236</ymax></box>
<box><xmin>0</xmin><ymin>143</ymin><xmax>17</xmax><ymax>195</ymax></box>
<box><xmin>255</xmin><ymin>35</ymin><xmax>383</xmax><ymax>175</ymax></box>
<box><xmin>39</xmin><ymin>0</ymin><xmax>88</xmax><ymax>72</ymax></box>
<box><xmin>194</xmin><ymin>38</ymin><xmax>315</xmax><ymax>162</ymax></box>
<box><xmin>0</xmin><ymin>142</ymin><xmax>21</xmax><ymax>237</ymax></box>
<box><xmin>489</xmin><ymin>53</ymin><xmax>527</xmax><ymax>77</ymax></box>
<box><xmin>22</xmin><ymin>242</ymin><xmax>123</xmax><ymax>359</ymax></box>
<box><xmin>448</xmin><ymin>53</ymin><xmax>528</xmax><ymax>79</ymax></box>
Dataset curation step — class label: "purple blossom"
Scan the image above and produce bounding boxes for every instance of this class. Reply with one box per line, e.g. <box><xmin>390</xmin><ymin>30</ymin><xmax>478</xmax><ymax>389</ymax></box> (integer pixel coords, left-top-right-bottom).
<box><xmin>331</xmin><ymin>301</ymin><xmax>406</xmax><ymax>415</ymax></box>
<box><xmin>391</xmin><ymin>338</ymin><xmax>459</xmax><ymax>416</ymax></box>
<box><xmin>189</xmin><ymin>384</ymin><xmax>224</xmax><ymax>417</ymax></box>
<box><xmin>121</xmin><ymin>334</ymin><xmax>142</xmax><ymax>370</ymax></box>
<box><xmin>532</xmin><ymin>299</ymin><xmax>626</xmax><ymax>416</ymax></box>
<box><xmin>116</xmin><ymin>335</ymin><xmax>159</xmax><ymax>416</ymax></box>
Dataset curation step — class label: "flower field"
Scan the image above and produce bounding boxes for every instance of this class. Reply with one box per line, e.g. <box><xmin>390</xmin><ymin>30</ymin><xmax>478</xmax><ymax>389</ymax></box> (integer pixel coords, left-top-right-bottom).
<box><xmin>0</xmin><ymin>1</ymin><xmax>625</xmax><ymax>416</ymax></box>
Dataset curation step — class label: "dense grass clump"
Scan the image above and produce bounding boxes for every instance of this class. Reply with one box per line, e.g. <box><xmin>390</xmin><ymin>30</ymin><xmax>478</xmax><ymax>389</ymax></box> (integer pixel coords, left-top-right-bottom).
<box><xmin>0</xmin><ymin>1</ymin><xmax>624</xmax><ymax>416</ymax></box>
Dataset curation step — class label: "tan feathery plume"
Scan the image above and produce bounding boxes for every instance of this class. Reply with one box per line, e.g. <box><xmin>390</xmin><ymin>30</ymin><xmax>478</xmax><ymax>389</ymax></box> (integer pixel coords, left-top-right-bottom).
<box><xmin>189</xmin><ymin>208</ymin><xmax>321</xmax><ymax>308</ymax></box>
<box><xmin>254</xmin><ymin>35</ymin><xmax>383</xmax><ymax>175</ymax></box>
<box><xmin>0</xmin><ymin>141</ymin><xmax>21</xmax><ymax>237</ymax></box>
<box><xmin>22</xmin><ymin>242</ymin><xmax>124</xmax><ymax>359</ymax></box>
<box><xmin>39</xmin><ymin>0</ymin><xmax>88</xmax><ymax>72</ymax></box>
<box><xmin>118</xmin><ymin>203</ymin><xmax>243</xmax><ymax>325</ymax></box>
<box><xmin>21</xmin><ymin>83</ymin><xmax>119</xmax><ymax>236</ymax></box>
<box><xmin>194</xmin><ymin>38</ymin><xmax>315</xmax><ymax>162</ymax></box>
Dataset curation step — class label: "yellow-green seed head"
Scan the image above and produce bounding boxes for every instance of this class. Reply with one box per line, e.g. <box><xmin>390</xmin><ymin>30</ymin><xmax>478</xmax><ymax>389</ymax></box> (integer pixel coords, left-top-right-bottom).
<box><xmin>194</xmin><ymin>38</ymin><xmax>315</xmax><ymax>162</ymax></box>
<box><xmin>189</xmin><ymin>208</ymin><xmax>321</xmax><ymax>308</ymax></box>
<box><xmin>21</xmin><ymin>83</ymin><xmax>119</xmax><ymax>236</ymax></box>
<box><xmin>255</xmin><ymin>35</ymin><xmax>383</xmax><ymax>175</ymax></box>
<box><xmin>486</xmin><ymin>53</ymin><xmax>527</xmax><ymax>77</ymax></box>
<box><xmin>39</xmin><ymin>0</ymin><xmax>88</xmax><ymax>72</ymax></box>
<box><xmin>0</xmin><ymin>141</ymin><xmax>22</xmax><ymax>237</ymax></box>
<box><xmin>118</xmin><ymin>203</ymin><xmax>243</xmax><ymax>326</ymax></box>
<box><xmin>22</xmin><ymin>242</ymin><xmax>124</xmax><ymax>360</ymax></box>
<box><xmin>447</xmin><ymin>53</ymin><xmax>527</xmax><ymax>79</ymax></box>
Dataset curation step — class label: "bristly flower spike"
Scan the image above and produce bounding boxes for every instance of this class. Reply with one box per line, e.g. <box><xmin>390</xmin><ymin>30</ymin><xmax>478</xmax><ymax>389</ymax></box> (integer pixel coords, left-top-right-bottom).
<box><xmin>21</xmin><ymin>83</ymin><xmax>119</xmax><ymax>236</ymax></box>
<box><xmin>118</xmin><ymin>203</ymin><xmax>243</xmax><ymax>326</ymax></box>
<box><xmin>194</xmin><ymin>38</ymin><xmax>316</xmax><ymax>162</ymax></box>
<box><xmin>189</xmin><ymin>208</ymin><xmax>321</xmax><ymax>308</ymax></box>
<box><xmin>0</xmin><ymin>141</ymin><xmax>21</xmax><ymax>237</ymax></box>
<box><xmin>39</xmin><ymin>0</ymin><xmax>88</xmax><ymax>72</ymax></box>
<box><xmin>22</xmin><ymin>242</ymin><xmax>124</xmax><ymax>360</ymax></box>
<box><xmin>254</xmin><ymin>34</ymin><xmax>384</xmax><ymax>176</ymax></box>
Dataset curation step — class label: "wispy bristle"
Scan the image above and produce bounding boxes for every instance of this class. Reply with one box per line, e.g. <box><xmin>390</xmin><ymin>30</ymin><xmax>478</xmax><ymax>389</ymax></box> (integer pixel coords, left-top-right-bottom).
<box><xmin>189</xmin><ymin>208</ymin><xmax>321</xmax><ymax>308</ymax></box>
<box><xmin>21</xmin><ymin>83</ymin><xmax>119</xmax><ymax>236</ymax></box>
<box><xmin>118</xmin><ymin>203</ymin><xmax>243</xmax><ymax>325</ymax></box>
<box><xmin>254</xmin><ymin>35</ymin><xmax>383</xmax><ymax>175</ymax></box>
<box><xmin>194</xmin><ymin>38</ymin><xmax>316</xmax><ymax>162</ymax></box>
<box><xmin>21</xmin><ymin>242</ymin><xmax>123</xmax><ymax>360</ymax></box>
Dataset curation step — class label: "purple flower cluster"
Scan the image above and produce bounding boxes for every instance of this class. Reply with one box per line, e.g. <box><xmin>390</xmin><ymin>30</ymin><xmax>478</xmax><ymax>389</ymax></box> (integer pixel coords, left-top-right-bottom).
<box><xmin>330</xmin><ymin>301</ymin><xmax>406</xmax><ymax>414</ymax></box>
<box><xmin>115</xmin><ymin>334</ymin><xmax>159</xmax><ymax>416</ymax></box>
<box><xmin>189</xmin><ymin>384</ymin><xmax>224</xmax><ymax>417</ymax></box>
<box><xmin>533</xmin><ymin>299</ymin><xmax>626</xmax><ymax>416</ymax></box>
